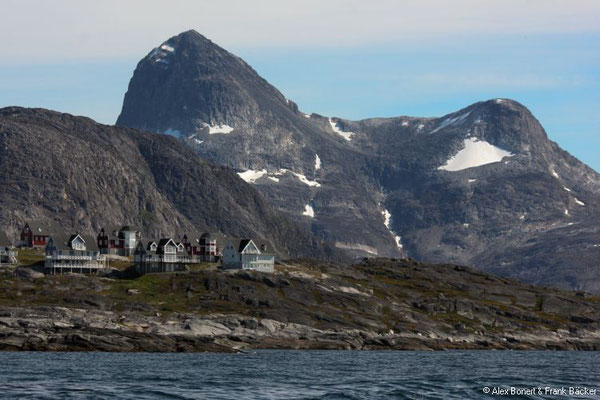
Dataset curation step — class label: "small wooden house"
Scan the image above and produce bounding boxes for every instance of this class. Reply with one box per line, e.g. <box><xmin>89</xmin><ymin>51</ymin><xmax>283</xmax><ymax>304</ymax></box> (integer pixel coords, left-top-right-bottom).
<box><xmin>221</xmin><ymin>238</ymin><xmax>275</xmax><ymax>272</ymax></box>
<box><xmin>198</xmin><ymin>232</ymin><xmax>226</xmax><ymax>262</ymax></box>
<box><xmin>97</xmin><ymin>225</ymin><xmax>141</xmax><ymax>256</ymax></box>
<box><xmin>45</xmin><ymin>233</ymin><xmax>105</xmax><ymax>274</ymax></box>
<box><xmin>20</xmin><ymin>221</ymin><xmax>62</xmax><ymax>247</ymax></box>
<box><xmin>134</xmin><ymin>237</ymin><xmax>191</xmax><ymax>274</ymax></box>
<box><xmin>178</xmin><ymin>232</ymin><xmax>225</xmax><ymax>262</ymax></box>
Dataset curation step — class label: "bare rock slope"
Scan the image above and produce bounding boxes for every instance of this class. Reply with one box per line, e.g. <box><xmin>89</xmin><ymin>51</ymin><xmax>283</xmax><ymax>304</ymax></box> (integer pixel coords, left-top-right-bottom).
<box><xmin>0</xmin><ymin>107</ymin><xmax>333</xmax><ymax>259</ymax></box>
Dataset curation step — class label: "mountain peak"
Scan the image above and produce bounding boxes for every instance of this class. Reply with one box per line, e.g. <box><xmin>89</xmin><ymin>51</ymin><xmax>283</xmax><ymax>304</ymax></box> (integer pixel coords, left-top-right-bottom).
<box><xmin>117</xmin><ymin>31</ymin><xmax>289</xmax><ymax>134</ymax></box>
<box><xmin>167</xmin><ymin>30</ymin><xmax>218</xmax><ymax>49</ymax></box>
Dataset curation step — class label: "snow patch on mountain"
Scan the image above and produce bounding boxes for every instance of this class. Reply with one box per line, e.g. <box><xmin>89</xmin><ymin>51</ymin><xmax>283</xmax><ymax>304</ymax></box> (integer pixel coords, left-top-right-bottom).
<box><xmin>334</xmin><ymin>242</ymin><xmax>379</xmax><ymax>255</ymax></box>
<box><xmin>315</xmin><ymin>154</ymin><xmax>321</xmax><ymax>171</ymax></box>
<box><xmin>381</xmin><ymin>208</ymin><xmax>403</xmax><ymax>250</ymax></box>
<box><xmin>302</xmin><ymin>204</ymin><xmax>315</xmax><ymax>217</ymax></box>
<box><xmin>149</xmin><ymin>43</ymin><xmax>175</xmax><ymax>64</ymax></box>
<box><xmin>551</xmin><ymin>169</ymin><xmax>560</xmax><ymax>179</ymax></box>
<box><xmin>574</xmin><ymin>198</ymin><xmax>585</xmax><ymax>206</ymax></box>
<box><xmin>207</xmin><ymin>124</ymin><xmax>234</xmax><ymax>134</ymax></box>
<box><xmin>430</xmin><ymin>111</ymin><xmax>471</xmax><ymax>133</ymax></box>
<box><xmin>563</xmin><ymin>187</ymin><xmax>572</xmax><ymax>192</ymax></box>
<box><xmin>438</xmin><ymin>137</ymin><xmax>514</xmax><ymax>172</ymax></box>
<box><xmin>237</xmin><ymin>169</ymin><xmax>267</xmax><ymax>183</ymax></box>
<box><xmin>329</xmin><ymin>119</ymin><xmax>354</xmax><ymax>141</ymax></box>
<box><xmin>292</xmin><ymin>172</ymin><xmax>321</xmax><ymax>187</ymax></box>
<box><xmin>269</xmin><ymin>169</ymin><xmax>321</xmax><ymax>187</ymax></box>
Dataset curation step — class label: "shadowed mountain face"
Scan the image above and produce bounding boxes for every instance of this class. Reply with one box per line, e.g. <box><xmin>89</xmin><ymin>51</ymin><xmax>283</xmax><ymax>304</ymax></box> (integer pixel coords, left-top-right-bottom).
<box><xmin>117</xmin><ymin>30</ymin><xmax>600</xmax><ymax>292</ymax></box>
<box><xmin>0</xmin><ymin>107</ymin><xmax>336</xmax><ymax>260</ymax></box>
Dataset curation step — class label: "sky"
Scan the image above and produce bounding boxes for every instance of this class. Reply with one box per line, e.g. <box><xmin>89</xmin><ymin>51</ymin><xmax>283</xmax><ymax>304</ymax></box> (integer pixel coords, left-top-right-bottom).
<box><xmin>1</xmin><ymin>0</ymin><xmax>599</xmax><ymax>170</ymax></box>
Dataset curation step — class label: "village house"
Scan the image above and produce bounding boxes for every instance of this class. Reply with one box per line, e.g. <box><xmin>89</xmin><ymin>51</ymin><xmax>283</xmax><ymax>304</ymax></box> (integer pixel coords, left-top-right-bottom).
<box><xmin>198</xmin><ymin>232</ymin><xmax>226</xmax><ymax>262</ymax></box>
<box><xmin>221</xmin><ymin>238</ymin><xmax>275</xmax><ymax>272</ymax></box>
<box><xmin>19</xmin><ymin>221</ymin><xmax>62</xmax><ymax>247</ymax></box>
<box><xmin>0</xmin><ymin>232</ymin><xmax>18</xmax><ymax>264</ymax></box>
<box><xmin>179</xmin><ymin>232</ymin><xmax>200</xmax><ymax>255</ymax></box>
<box><xmin>97</xmin><ymin>225</ymin><xmax>141</xmax><ymax>256</ymax></box>
<box><xmin>179</xmin><ymin>232</ymin><xmax>226</xmax><ymax>262</ymax></box>
<box><xmin>44</xmin><ymin>233</ymin><xmax>105</xmax><ymax>275</ymax></box>
<box><xmin>134</xmin><ymin>237</ymin><xmax>194</xmax><ymax>274</ymax></box>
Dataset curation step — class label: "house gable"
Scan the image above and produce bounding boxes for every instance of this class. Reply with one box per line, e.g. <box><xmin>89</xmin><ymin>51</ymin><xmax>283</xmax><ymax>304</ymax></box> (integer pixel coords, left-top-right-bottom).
<box><xmin>241</xmin><ymin>240</ymin><xmax>259</xmax><ymax>254</ymax></box>
<box><xmin>69</xmin><ymin>235</ymin><xmax>86</xmax><ymax>251</ymax></box>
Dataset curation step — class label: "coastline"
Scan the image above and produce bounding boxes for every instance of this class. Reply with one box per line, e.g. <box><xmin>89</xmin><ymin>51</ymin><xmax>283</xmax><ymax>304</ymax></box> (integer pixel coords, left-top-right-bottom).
<box><xmin>1</xmin><ymin>258</ymin><xmax>599</xmax><ymax>353</ymax></box>
<box><xmin>1</xmin><ymin>306</ymin><xmax>598</xmax><ymax>352</ymax></box>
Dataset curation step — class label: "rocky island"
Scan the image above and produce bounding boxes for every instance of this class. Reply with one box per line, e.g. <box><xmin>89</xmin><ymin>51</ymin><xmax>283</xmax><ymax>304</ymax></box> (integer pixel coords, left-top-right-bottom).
<box><xmin>1</xmin><ymin>258</ymin><xmax>598</xmax><ymax>352</ymax></box>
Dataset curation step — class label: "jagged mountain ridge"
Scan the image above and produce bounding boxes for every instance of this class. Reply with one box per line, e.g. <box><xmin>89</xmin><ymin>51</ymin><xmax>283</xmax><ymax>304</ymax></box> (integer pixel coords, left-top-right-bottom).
<box><xmin>0</xmin><ymin>107</ymin><xmax>335</xmax><ymax>260</ymax></box>
<box><xmin>117</xmin><ymin>30</ymin><xmax>600</xmax><ymax>291</ymax></box>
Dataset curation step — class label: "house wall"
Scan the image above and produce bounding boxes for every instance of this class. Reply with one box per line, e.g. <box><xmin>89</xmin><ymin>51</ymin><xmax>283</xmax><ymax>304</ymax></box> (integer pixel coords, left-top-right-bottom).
<box><xmin>221</xmin><ymin>241</ymin><xmax>274</xmax><ymax>272</ymax></box>
<box><xmin>122</xmin><ymin>231</ymin><xmax>139</xmax><ymax>255</ymax></box>
<box><xmin>44</xmin><ymin>250</ymin><xmax>104</xmax><ymax>274</ymax></box>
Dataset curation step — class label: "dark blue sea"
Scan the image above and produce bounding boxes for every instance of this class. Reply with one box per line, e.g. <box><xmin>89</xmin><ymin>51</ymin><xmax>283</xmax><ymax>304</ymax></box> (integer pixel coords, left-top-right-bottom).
<box><xmin>0</xmin><ymin>351</ymin><xmax>598</xmax><ymax>399</ymax></box>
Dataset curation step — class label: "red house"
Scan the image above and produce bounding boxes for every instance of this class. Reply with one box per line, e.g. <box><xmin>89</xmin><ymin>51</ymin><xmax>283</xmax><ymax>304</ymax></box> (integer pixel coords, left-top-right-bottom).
<box><xmin>198</xmin><ymin>232</ymin><xmax>226</xmax><ymax>262</ymax></box>
<box><xmin>177</xmin><ymin>232</ymin><xmax>225</xmax><ymax>262</ymax></box>
<box><xmin>179</xmin><ymin>232</ymin><xmax>201</xmax><ymax>255</ymax></box>
<box><xmin>20</xmin><ymin>221</ymin><xmax>62</xmax><ymax>247</ymax></box>
<box><xmin>97</xmin><ymin>225</ymin><xmax>141</xmax><ymax>256</ymax></box>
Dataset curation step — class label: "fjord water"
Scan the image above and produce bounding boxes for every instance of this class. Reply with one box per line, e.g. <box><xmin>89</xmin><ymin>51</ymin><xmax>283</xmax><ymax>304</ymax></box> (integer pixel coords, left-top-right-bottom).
<box><xmin>0</xmin><ymin>351</ymin><xmax>597</xmax><ymax>399</ymax></box>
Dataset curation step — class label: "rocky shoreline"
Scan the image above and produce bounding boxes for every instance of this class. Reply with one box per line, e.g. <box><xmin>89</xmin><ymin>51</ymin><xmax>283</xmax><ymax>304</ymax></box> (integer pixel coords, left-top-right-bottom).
<box><xmin>1</xmin><ymin>306</ymin><xmax>598</xmax><ymax>352</ymax></box>
<box><xmin>1</xmin><ymin>258</ymin><xmax>599</xmax><ymax>352</ymax></box>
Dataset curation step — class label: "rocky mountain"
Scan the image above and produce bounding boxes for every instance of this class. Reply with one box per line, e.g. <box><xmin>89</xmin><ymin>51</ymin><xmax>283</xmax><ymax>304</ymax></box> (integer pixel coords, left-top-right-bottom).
<box><xmin>0</xmin><ymin>107</ymin><xmax>334</xmax><ymax>259</ymax></box>
<box><xmin>117</xmin><ymin>30</ymin><xmax>600</xmax><ymax>292</ymax></box>
<box><xmin>117</xmin><ymin>30</ymin><xmax>405</xmax><ymax>260</ymax></box>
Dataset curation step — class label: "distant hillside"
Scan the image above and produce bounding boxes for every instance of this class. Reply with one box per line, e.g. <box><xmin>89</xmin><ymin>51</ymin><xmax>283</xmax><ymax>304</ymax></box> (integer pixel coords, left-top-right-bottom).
<box><xmin>0</xmin><ymin>107</ymin><xmax>334</xmax><ymax>259</ymax></box>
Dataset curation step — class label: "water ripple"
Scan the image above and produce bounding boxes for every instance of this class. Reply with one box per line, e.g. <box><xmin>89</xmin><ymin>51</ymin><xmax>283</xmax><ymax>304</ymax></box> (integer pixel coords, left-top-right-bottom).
<box><xmin>0</xmin><ymin>351</ymin><xmax>598</xmax><ymax>399</ymax></box>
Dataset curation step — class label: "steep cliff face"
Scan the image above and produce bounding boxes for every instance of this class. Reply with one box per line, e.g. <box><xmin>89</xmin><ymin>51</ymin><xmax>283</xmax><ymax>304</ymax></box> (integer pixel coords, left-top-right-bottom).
<box><xmin>0</xmin><ymin>107</ymin><xmax>333</xmax><ymax>259</ymax></box>
<box><xmin>117</xmin><ymin>30</ymin><xmax>600</xmax><ymax>291</ymax></box>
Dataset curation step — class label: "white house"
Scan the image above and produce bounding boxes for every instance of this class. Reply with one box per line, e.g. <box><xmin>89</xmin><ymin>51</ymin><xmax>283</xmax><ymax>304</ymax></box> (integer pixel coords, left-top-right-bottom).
<box><xmin>45</xmin><ymin>233</ymin><xmax>105</xmax><ymax>274</ymax></box>
<box><xmin>221</xmin><ymin>238</ymin><xmax>275</xmax><ymax>272</ymax></box>
<box><xmin>134</xmin><ymin>237</ymin><xmax>191</xmax><ymax>274</ymax></box>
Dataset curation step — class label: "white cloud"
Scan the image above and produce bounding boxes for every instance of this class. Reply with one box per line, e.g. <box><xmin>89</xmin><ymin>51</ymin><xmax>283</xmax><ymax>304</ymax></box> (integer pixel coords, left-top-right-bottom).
<box><xmin>2</xmin><ymin>0</ymin><xmax>599</xmax><ymax>63</ymax></box>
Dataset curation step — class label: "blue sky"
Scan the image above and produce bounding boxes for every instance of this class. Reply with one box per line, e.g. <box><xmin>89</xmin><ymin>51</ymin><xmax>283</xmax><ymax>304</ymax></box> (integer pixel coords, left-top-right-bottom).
<box><xmin>1</xmin><ymin>1</ymin><xmax>599</xmax><ymax>170</ymax></box>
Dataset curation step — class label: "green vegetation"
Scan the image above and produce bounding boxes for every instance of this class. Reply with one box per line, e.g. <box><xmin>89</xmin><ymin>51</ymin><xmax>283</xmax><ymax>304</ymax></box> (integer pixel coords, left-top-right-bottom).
<box><xmin>16</xmin><ymin>248</ymin><xmax>44</xmax><ymax>267</ymax></box>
